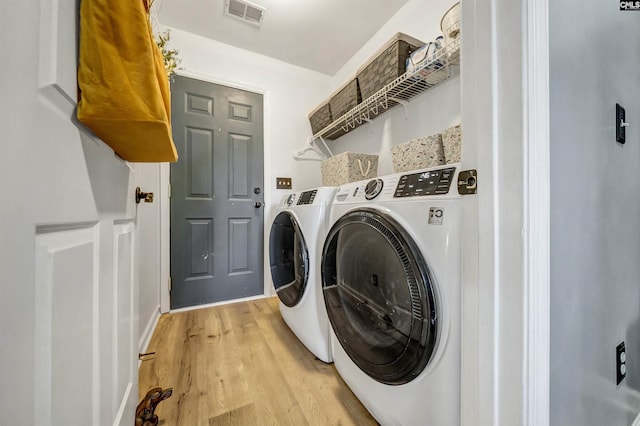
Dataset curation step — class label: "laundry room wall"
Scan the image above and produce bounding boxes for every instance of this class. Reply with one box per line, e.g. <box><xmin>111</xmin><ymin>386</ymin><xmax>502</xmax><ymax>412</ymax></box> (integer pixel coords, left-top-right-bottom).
<box><xmin>160</xmin><ymin>26</ymin><xmax>332</xmax><ymax>193</ymax></box>
<box><xmin>549</xmin><ymin>3</ymin><xmax>640</xmax><ymax>425</ymax></box>
<box><xmin>321</xmin><ymin>0</ymin><xmax>462</xmax><ymax>177</ymax></box>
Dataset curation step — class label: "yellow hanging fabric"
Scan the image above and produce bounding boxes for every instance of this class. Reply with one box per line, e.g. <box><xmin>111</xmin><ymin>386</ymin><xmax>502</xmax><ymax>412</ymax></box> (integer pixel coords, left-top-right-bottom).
<box><xmin>77</xmin><ymin>0</ymin><xmax>178</xmax><ymax>162</ymax></box>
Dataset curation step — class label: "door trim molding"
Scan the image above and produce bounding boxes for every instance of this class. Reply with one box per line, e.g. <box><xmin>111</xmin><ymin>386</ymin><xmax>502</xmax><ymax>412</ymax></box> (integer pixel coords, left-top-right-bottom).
<box><xmin>460</xmin><ymin>0</ymin><xmax>550</xmax><ymax>424</ymax></box>
<box><xmin>160</xmin><ymin>163</ymin><xmax>171</xmax><ymax>313</ymax></box>
<box><xmin>160</xmin><ymin>70</ymin><xmax>270</xmax><ymax>313</ymax></box>
<box><xmin>524</xmin><ymin>0</ymin><xmax>550</xmax><ymax>424</ymax></box>
<box><xmin>138</xmin><ymin>305</ymin><xmax>161</xmax><ymax>360</ymax></box>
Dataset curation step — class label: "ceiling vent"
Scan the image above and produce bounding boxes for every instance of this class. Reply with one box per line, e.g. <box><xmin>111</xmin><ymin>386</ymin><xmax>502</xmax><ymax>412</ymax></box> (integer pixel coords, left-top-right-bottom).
<box><xmin>225</xmin><ymin>0</ymin><xmax>265</xmax><ymax>26</ymax></box>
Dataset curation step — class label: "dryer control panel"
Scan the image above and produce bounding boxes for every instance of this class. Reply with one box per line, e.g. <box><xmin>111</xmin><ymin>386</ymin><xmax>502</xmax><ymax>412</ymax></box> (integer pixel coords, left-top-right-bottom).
<box><xmin>394</xmin><ymin>167</ymin><xmax>455</xmax><ymax>198</ymax></box>
<box><xmin>297</xmin><ymin>189</ymin><xmax>318</xmax><ymax>205</ymax></box>
<box><xmin>285</xmin><ymin>193</ymin><xmax>296</xmax><ymax>206</ymax></box>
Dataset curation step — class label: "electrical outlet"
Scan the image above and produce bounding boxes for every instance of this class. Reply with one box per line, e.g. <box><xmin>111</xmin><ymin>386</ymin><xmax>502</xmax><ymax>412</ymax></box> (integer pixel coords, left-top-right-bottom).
<box><xmin>617</xmin><ymin>341</ymin><xmax>626</xmax><ymax>385</ymax></box>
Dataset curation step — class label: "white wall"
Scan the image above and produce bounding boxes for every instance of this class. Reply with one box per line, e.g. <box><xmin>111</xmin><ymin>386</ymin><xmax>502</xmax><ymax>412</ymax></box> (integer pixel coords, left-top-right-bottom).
<box><xmin>549</xmin><ymin>3</ymin><xmax>640</xmax><ymax>425</ymax></box>
<box><xmin>322</xmin><ymin>0</ymin><xmax>461</xmax><ymax>176</ymax></box>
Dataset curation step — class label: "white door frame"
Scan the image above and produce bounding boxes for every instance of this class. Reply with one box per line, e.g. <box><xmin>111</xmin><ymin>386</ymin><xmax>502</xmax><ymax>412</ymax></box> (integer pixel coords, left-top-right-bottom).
<box><xmin>460</xmin><ymin>0</ymin><xmax>550</xmax><ymax>425</ymax></box>
<box><xmin>160</xmin><ymin>69</ymin><xmax>271</xmax><ymax>313</ymax></box>
<box><xmin>523</xmin><ymin>0</ymin><xmax>550</xmax><ymax>424</ymax></box>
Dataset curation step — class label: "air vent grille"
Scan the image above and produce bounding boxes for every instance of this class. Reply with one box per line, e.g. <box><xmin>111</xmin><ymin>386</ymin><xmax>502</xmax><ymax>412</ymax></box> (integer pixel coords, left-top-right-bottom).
<box><xmin>225</xmin><ymin>0</ymin><xmax>265</xmax><ymax>26</ymax></box>
<box><xmin>227</xmin><ymin>0</ymin><xmax>245</xmax><ymax>18</ymax></box>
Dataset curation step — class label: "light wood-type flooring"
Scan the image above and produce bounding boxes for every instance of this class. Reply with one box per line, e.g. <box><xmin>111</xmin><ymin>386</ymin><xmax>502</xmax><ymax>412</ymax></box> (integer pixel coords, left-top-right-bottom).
<box><xmin>138</xmin><ymin>296</ymin><xmax>377</xmax><ymax>425</ymax></box>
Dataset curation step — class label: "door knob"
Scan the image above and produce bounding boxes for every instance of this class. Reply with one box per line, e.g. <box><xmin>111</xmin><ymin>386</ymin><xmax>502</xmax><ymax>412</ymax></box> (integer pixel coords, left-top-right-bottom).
<box><xmin>136</xmin><ymin>187</ymin><xmax>154</xmax><ymax>203</ymax></box>
<box><xmin>254</xmin><ymin>202</ymin><xmax>262</xmax><ymax>208</ymax></box>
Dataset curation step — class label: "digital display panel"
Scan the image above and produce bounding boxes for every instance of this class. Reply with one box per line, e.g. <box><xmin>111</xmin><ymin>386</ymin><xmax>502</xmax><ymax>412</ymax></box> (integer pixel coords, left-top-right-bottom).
<box><xmin>297</xmin><ymin>189</ymin><xmax>318</xmax><ymax>205</ymax></box>
<box><xmin>394</xmin><ymin>167</ymin><xmax>455</xmax><ymax>197</ymax></box>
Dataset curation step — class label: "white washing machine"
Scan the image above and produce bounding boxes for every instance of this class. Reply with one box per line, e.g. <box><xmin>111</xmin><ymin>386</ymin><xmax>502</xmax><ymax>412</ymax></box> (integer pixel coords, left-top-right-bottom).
<box><xmin>269</xmin><ymin>187</ymin><xmax>337</xmax><ymax>363</ymax></box>
<box><xmin>321</xmin><ymin>164</ymin><xmax>462</xmax><ymax>425</ymax></box>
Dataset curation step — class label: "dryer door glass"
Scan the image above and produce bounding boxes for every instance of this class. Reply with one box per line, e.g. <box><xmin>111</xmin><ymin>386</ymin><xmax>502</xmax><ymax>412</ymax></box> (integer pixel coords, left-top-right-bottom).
<box><xmin>322</xmin><ymin>209</ymin><xmax>437</xmax><ymax>385</ymax></box>
<box><xmin>269</xmin><ymin>211</ymin><xmax>309</xmax><ymax>307</ymax></box>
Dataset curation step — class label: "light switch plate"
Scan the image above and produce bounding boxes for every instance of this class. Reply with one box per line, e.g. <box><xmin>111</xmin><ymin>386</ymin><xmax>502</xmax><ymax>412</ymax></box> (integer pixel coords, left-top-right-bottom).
<box><xmin>616</xmin><ymin>103</ymin><xmax>626</xmax><ymax>144</ymax></box>
<box><xmin>276</xmin><ymin>177</ymin><xmax>292</xmax><ymax>189</ymax></box>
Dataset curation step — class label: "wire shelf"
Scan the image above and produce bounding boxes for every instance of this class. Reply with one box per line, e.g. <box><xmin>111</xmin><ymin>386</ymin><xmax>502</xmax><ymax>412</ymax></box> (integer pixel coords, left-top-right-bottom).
<box><xmin>313</xmin><ymin>27</ymin><xmax>460</xmax><ymax>141</ymax></box>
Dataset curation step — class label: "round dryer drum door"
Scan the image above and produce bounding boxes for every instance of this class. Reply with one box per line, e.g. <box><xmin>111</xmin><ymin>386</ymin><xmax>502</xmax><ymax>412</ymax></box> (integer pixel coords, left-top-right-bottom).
<box><xmin>322</xmin><ymin>208</ymin><xmax>438</xmax><ymax>385</ymax></box>
<box><xmin>269</xmin><ymin>211</ymin><xmax>309</xmax><ymax>307</ymax></box>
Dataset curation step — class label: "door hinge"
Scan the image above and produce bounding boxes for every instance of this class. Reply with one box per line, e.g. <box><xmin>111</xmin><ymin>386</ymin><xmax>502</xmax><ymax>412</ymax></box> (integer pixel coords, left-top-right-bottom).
<box><xmin>168</xmin><ymin>184</ymin><xmax>171</xmax><ymax>198</ymax></box>
<box><xmin>457</xmin><ymin>169</ymin><xmax>477</xmax><ymax>195</ymax></box>
<box><xmin>168</xmin><ymin>277</ymin><xmax>172</xmax><ymax>292</ymax></box>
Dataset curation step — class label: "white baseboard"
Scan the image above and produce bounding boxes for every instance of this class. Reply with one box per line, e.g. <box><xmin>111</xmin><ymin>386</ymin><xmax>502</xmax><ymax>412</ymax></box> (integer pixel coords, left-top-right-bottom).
<box><xmin>170</xmin><ymin>294</ymin><xmax>267</xmax><ymax>314</ymax></box>
<box><xmin>138</xmin><ymin>305</ymin><xmax>161</xmax><ymax>358</ymax></box>
<box><xmin>633</xmin><ymin>410</ymin><xmax>640</xmax><ymax>426</ymax></box>
<box><xmin>113</xmin><ymin>382</ymin><xmax>136</xmax><ymax>426</ymax></box>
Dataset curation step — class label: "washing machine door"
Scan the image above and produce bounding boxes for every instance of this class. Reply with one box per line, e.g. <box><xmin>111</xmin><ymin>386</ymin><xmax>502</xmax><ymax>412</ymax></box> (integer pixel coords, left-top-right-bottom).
<box><xmin>269</xmin><ymin>211</ymin><xmax>309</xmax><ymax>307</ymax></box>
<box><xmin>322</xmin><ymin>208</ymin><xmax>438</xmax><ymax>385</ymax></box>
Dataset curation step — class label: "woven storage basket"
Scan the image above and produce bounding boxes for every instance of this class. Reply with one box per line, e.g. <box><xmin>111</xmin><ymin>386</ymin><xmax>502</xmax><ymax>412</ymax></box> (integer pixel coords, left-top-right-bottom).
<box><xmin>323</xmin><ymin>125</ymin><xmax>349</xmax><ymax>140</ymax></box>
<box><xmin>441</xmin><ymin>2</ymin><xmax>461</xmax><ymax>62</ymax></box>
<box><xmin>391</xmin><ymin>134</ymin><xmax>446</xmax><ymax>173</ymax></box>
<box><xmin>441</xmin><ymin>124</ymin><xmax>462</xmax><ymax>163</ymax></box>
<box><xmin>324</xmin><ymin>78</ymin><xmax>364</xmax><ymax>139</ymax></box>
<box><xmin>321</xmin><ymin>152</ymin><xmax>379</xmax><ymax>186</ymax></box>
<box><xmin>308</xmin><ymin>101</ymin><xmax>332</xmax><ymax>135</ymax></box>
<box><xmin>357</xmin><ymin>33</ymin><xmax>424</xmax><ymax>100</ymax></box>
<box><xmin>329</xmin><ymin>78</ymin><xmax>362</xmax><ymax>119</ymax></box>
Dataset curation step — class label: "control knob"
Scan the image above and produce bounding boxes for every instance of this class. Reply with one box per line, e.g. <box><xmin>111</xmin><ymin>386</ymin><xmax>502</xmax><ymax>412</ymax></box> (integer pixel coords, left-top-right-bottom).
<box><xmin>364</xmin><ymin>179</ymin><xmax>384</xmax><ymax>200</ymax></box>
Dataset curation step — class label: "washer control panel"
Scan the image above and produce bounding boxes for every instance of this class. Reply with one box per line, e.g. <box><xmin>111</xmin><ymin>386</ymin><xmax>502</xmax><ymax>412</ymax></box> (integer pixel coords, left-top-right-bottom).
<box><xmin>394</xmin><ymin>167</ymin><xmax>455</xmax><ymax>198</ymax></box>
<box><xmin>296</xmin><ymin>189</ymin><xmax>318</xmax><ymax>205</ymax></box>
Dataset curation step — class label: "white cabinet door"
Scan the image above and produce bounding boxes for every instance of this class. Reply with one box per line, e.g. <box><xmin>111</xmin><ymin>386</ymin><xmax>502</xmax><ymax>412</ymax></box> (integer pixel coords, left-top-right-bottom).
<box><xmin>0</xmin><ymin>0</ymin><xmax>139</xmax><ymax>424</ymax></box>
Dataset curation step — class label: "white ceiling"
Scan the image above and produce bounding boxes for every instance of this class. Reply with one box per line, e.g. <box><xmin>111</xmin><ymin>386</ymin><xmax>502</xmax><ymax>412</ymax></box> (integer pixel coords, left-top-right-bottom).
<box><xmin>155</xmin><ymin>0</ymin><xmax>409</xmax><ymax>76</ymax></box>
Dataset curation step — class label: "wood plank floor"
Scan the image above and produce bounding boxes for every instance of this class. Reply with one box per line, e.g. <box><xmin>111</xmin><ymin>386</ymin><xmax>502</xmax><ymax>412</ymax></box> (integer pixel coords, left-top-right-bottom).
<box><xmin>139</xmin><ymin>296</ymin><xmax>377</xmax><ymax>425</ymax></box>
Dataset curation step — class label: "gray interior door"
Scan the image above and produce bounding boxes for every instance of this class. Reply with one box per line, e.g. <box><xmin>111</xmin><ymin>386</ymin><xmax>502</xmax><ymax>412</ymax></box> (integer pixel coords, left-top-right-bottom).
<box><xmin>170</xmin><ymin>75</ymin><xmax>264</xmax><ymax>309</ymax></box>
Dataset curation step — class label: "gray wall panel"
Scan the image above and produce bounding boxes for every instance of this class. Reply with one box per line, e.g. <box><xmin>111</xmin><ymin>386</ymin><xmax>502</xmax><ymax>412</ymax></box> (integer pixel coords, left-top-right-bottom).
<box><xmin>550</xmin><ymin>2</ymin><xmax>640</xmax><ymax>425</ymax></box>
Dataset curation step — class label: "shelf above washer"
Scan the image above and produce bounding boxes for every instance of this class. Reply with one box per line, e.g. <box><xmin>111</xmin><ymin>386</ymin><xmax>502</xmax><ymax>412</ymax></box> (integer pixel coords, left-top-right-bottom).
<box><xmin>313</xmin><ymin>31</ymin><xmax>460</xmax><ymax>142</ymax></box>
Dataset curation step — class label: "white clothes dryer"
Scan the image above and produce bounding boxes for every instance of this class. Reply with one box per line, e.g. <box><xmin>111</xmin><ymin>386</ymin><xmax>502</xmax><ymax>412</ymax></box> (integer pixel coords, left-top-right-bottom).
<box><xmin>269</xmin><ymin>187</ymin><xmax>337</xmax><ymax>363</ymax></box>
<box><xmin>321</xmin><ymin>165</ymin><xmax>462</xmax><ymax>425</ymax></box>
